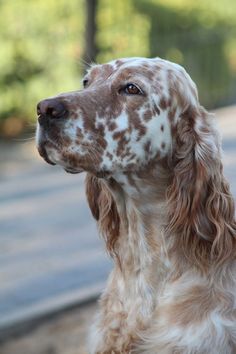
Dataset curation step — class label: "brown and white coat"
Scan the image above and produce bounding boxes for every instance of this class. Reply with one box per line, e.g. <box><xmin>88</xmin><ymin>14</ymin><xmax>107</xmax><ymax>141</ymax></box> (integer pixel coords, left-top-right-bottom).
<box><xmin>36</xmin><ymin>57</ymin><xmax>236</xmax><ymax>354</ymax></box>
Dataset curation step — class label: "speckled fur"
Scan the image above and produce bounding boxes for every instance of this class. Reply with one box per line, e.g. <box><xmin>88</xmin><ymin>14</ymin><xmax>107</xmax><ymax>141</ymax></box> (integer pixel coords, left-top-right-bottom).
<box><xmin>36</xmin><ymin>57</ymin><xmax>236</xmax><ymax>354</ymax></box>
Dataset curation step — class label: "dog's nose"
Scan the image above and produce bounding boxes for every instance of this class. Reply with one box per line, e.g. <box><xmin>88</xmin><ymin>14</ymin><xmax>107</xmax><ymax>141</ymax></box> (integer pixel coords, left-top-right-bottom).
<box><xmin>37</xmin><ymin>98</ymin><xmax>67</xmax><ymax>123</ymax></box>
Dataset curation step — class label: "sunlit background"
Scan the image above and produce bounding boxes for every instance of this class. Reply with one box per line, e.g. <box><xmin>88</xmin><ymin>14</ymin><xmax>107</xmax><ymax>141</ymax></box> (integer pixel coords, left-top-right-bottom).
<box><xmin>0</xmin><ymin>0</ymin><xmax>236</xmax><ymax>137</ymax></box>
<box><xmin>0</xmin><ymin>1</ymin><xmax>235</xmax><ymax>353</ymax></box>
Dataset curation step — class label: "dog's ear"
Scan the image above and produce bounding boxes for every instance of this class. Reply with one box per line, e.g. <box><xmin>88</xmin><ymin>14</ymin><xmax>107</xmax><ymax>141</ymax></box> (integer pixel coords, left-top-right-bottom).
<box><xmin>167</xmin><ymin>105</ymin><xmax>236</xmax><ymax>271</ymax></box>
<box><xmin>85</xmin><ymin>173</ymin><xmax>101</xmax><ymax>221</ymax></box>
<box><xmin>85</xmin><ymin>173</ymin><xmax>120</xmax><ymax>257</ymax></box>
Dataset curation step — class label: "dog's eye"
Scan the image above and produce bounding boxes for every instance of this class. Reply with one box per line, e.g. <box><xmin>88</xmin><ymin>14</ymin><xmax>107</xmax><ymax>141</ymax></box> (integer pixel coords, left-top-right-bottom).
<box><xmin>83</xmin><ymin>79</ymin><xmax>89</xmax><ymax>88</ymax></box>
<box><xmin>122</xmin><ymin>83</ymin><xmax>143</xmax><ymax>95</ymax></box>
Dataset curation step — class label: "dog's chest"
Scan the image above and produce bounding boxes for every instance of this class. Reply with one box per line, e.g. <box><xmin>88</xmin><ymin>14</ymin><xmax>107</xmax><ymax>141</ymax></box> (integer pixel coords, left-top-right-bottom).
<box><xmin>89</xmin><ymin>266</ymin><xmax>166</xmax><ymax>353</ymax></box>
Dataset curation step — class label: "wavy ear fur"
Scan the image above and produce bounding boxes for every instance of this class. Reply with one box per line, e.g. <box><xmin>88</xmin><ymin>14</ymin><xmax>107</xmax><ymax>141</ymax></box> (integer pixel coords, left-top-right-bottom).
<box><xmin>85</xmin><ymin>173</ymin><xmax>120</xmax><ymax>257</ymax></box>
<box><xmin>167</xmin><ymin>105</ymin><xmax>236</xmax><ymax>271</ymax></box>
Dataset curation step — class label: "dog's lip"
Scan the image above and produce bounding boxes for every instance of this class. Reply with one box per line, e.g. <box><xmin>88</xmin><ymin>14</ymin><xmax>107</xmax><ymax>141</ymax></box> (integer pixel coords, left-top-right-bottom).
<box><xmin>38</xmin><ymin>145</ymin><xmax>56</xmax><ymax>166</ymax></box>
<box><xmin>44</xmin><ymin>156</ymin><xmax>56</xmax><ymax>166</ymax></box>
<box><xmin>64</xmin><ymin>167</ymin><xmax>83</xmax><ymax>174</ymax></box>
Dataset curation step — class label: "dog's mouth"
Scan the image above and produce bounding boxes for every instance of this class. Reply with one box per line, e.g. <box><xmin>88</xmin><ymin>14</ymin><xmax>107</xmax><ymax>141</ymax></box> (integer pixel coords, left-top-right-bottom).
<box><xmin>38</xmin><ymin>144</ymin><xmax>83</xmax><ymax>173</ymax></box>
<box><xmin>38</xmin><ymin>143</ymin><xmax>110</xmax><ymax>177</ymax></box>
<box><xmin>37</xmin><ymin>144</ymin><xmax>56</xmax><ymax>166</ymax></box>
<box><xmin>37</xmin><ymin>127</ymin><xmax>104</xmax><ymax>176</ymax></box>
<box><xmin>64</xmin><ymin>167</ymin><xmax>83</xmax><ymax>174</ymax></box>
<box><xmin>37</xmin><ymin>135</ymin><xmax>85</xmax><ymax>174</ymax></box>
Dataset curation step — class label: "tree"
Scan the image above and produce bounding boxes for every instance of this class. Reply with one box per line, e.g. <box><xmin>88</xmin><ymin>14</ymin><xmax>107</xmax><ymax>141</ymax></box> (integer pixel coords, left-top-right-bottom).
<box><xmin>83</xmin><ymin>0</ymin><xmax>98</xmax><ymax>68</ymax></box>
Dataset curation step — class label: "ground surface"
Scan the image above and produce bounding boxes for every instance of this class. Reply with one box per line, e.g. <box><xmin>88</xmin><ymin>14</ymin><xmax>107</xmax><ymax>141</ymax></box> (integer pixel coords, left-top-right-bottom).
<box><xmin>0</xmin><ymin>301</ymin><xmax>98</xmax><ymax>354</ymax></box>
<box><xmin>0</xmin><ymin>138</ymin><xmax>111</xmax><ymax>329</ymax></box>
<box><xmin>0</xmin><ymin>106</ymin><xmax>235</xmax><ymax>353</ymax></box>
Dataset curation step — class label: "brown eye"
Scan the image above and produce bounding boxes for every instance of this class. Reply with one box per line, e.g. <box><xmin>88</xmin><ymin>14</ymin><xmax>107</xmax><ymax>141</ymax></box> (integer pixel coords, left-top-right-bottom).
<box><xmin>124</xmin><ymin>83</ymin><xmax>142</xmax><ymax>95</ymax></box>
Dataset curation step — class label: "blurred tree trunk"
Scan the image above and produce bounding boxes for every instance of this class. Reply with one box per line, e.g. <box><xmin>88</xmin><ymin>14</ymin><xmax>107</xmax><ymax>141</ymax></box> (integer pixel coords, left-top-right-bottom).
<box><xmin>83</xmin><ymin>0</ymin><xmax>98</xmax><ymax>69</ymax></box>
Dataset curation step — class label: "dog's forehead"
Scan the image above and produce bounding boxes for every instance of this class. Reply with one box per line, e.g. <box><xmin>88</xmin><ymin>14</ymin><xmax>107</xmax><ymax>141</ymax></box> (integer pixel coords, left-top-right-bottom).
<box><xmin>87</xmin><ymin>57</ymin><xmax>163</xmax><ymax>81</ymax></box>
<box><xmin>87</xmin><ymin>63</ymin><xmax>114</xmax><ymax>80</ymax></box>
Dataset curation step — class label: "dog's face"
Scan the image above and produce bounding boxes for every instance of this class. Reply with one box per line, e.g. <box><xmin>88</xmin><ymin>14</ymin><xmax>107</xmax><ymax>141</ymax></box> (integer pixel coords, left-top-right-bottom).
<box><xmin>36</xmin><ymin>57</ymin><xmax>197</xmax><ymax>176</ymax></box>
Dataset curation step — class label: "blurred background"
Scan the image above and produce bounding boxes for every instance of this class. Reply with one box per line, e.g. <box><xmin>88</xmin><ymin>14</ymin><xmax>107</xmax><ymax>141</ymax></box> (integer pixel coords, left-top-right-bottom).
<box><xmin>1</xmin><ymin>0</ymin><xmax>236</xmax><ymax>138</ymax></box>
<box><xmin>0</xmin><ymin>0</ymin><xmax>235</xmax><ymax>353</ymax></box>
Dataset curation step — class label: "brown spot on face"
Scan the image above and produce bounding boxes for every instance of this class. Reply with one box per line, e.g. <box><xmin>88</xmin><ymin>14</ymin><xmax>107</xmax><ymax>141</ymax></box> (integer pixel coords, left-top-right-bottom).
<box><xmin>89</xmin><ymin>64</ymin><xmax>114</xmax><ymax>82</ymax></box>
<box><xmin>76</xmin><ymin>127</ymin><xmax>83</xmax><ymax>139</ymax></box>
<box><xmin>121</xmin><ymin>146</ymin><xmax>131</xmax><ymax>159</ymax></box>
<box><xmin>159</xmin><ymin>97</ymin><xmax>169</xmax><ymax>110</ymax></box>
<box><xmin>140</xmin><ymin>67</ymin><xmax>154</xmax><ymax>81</ymax></box>
<box><xmin>126</xmin><ymin>108</ymin><xmax>147</xmax><ymax>141</ymax></box>
<box><xmin>108</xmin><ymin>121</ymin><xmax>118</xmax><ymax>131</ymax></box>
<box><xmin>137</xmin><ymin>125</ymin><xmax>147</xmax><ymax>140</ymax></box>
<box><xmin>106</xmin><ymin>151</ymin><xmax>113</xmax><ymax>161</ymax></box>
<box><xmin>118</xmin><ymin>65</ymin><xmax>154</xmax><ymax>82</ymax></box>
<box><xmin>97</xmin><ymin>123</ymin><xmax>105</xmax><ymax>137</ymax></box>
<box><xmin>113</xmin><ymin>131</ymin><xmax>125</xmax><ymax>140</ymax></box>
<box><xmin>144</xmin><ymin>140</ymin><xmax>151</xmax><ymax>153</ymax></box>
<box><xmin>161</xmin><ymin>124</ymin><xmax>164</xmax><ymax>132</ymax></box>
<box><xmin>161</xmin><ymin>142</ymin><xmax>166</xmax><ymax>150</ymax></box>
<box><xmin>116</xmin><ymin>134</ymin><xmax>130</xmax><ymax>157</ymax></box>
<box><xmin>97</xmin><ymin>135</ymin><xmax>107</xmax><ymax>149</ymax></box>
<box><xmin>112</xmin><ymin>130</ymin><xmax>131</xmax><ymax>157</ymax></box>
<box><xmin>79</xmin><ymin>100</ymin><xmax>96</xmax><ymax>133</ymax></box>
<box><xmin>144</xmin><ymin>109</ymin><xmax>153</xmax><ymax>122</ymax></box>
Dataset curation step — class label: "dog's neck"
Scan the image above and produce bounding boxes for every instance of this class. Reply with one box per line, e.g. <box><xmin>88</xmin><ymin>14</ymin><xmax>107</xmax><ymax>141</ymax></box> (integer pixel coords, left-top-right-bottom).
<box><xmin>105</xmin><ymin>167</ymin><xmax>172</xmax><ymax>283</ymax></box>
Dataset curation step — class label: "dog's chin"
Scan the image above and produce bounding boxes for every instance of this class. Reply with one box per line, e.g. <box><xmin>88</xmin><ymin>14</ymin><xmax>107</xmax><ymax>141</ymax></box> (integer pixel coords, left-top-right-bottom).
<box><xmin>64</xmin><ymin>167</ymin><xmax>111</xmax><ymax>178</ymax></box>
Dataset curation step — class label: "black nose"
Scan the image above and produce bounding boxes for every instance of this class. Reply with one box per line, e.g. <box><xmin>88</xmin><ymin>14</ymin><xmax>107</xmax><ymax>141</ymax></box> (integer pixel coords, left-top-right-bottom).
<box><xmin>37</xmin><ymin>98</ymin><xmax>67</xmax><ymax>123</ymax></box>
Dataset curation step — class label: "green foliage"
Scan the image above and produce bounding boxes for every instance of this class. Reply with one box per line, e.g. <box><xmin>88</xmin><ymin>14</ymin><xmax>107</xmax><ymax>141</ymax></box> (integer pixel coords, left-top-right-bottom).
<box><xmin>140</xmin><ymin>0</ymin><xmax>235</xmax><ymax>108</ymax></box>
<box><xmin>0</xmin><ymin>0</ymin><xmax>85</xmax><ymax>135</ymax></box>
<box><xmin>96</xmin><ymin>0</ymin><xmax>150</xmax><ymax>61</ymax></box>
<box><xmin>97</xmin><ymin>0</ymin><xmax>236</xmax><ymax>108</ymax></box>
<box><xmin>0</xmin><ymin>0</ymin><xmax>235</xmax><ymax>136</ymax></box>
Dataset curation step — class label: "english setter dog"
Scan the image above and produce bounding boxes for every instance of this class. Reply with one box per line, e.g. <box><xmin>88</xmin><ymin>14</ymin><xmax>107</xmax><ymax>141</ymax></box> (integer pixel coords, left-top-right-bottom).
<box><xmin>36</xmin><ymin>57</ymin><xmax>236</xmax><ymax>354</ymax></box>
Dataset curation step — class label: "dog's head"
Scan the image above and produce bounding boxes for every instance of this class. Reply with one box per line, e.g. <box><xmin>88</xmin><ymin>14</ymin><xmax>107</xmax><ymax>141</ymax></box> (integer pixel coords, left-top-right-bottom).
<box><xmin>36</xmin><ymin>57</ymin><xmax>198</xmax><ymax>176</ymax></box>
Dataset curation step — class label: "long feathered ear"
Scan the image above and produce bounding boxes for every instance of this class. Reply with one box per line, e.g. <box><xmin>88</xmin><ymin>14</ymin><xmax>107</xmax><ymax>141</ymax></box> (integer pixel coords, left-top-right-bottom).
<box><xmin>85</xmin><ymin>173</ymin><xmax>120</xmax><ymax>257</ymax></box>
<box><xmin>167</xmin><ymin>105</ymin><xmax>236</xmax><ymax>271</ymax></box>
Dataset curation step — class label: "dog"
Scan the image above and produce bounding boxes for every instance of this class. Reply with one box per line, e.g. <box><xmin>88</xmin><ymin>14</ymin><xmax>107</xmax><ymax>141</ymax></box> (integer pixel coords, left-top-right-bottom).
<box><xmin>36</xmin><ymin>57</ymin><xmax>236</xmax><ymax>353</ymax></box>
